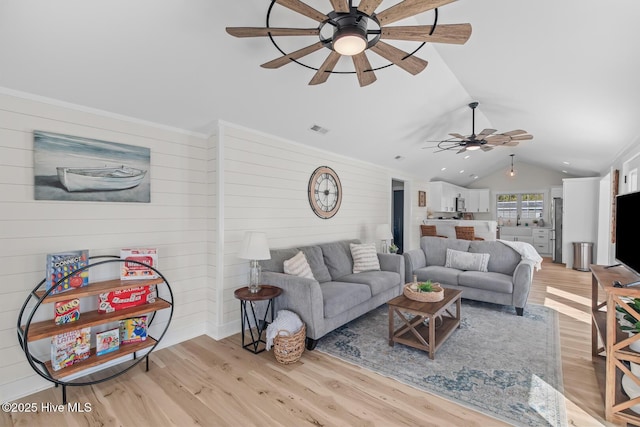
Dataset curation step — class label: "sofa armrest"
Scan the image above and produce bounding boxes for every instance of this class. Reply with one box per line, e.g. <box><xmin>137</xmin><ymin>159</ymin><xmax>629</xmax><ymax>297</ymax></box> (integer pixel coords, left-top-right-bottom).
<box><xmin>402</xmin><ymin>249</ymin><xmax>426</xmax><ymax>282</ymax></box>
<box><xmin>261</xmin><ymin>271</ymin><xmax>324</xmax><ymax>340</ymax></box>
<box><xmin>512</xmin><ymin>260</ymin><xmax>535</xmax><ymax>308</ymax></box>
<box><xmin>378</xmin><ymin>253</ymin><xmax>405</xmax><ymax>285</ymax></box>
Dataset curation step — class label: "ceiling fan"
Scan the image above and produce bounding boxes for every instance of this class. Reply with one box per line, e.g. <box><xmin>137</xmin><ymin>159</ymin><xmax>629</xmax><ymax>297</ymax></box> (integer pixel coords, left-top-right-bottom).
<box><xmin>225</xmin><ymin>0</ymin><xmax>472</xmax><ymax>87</ymax></box>
<box><xmin>424</xmin><ymin>102</ymin><xmax>534</xmax><ymax>153</ymax></box>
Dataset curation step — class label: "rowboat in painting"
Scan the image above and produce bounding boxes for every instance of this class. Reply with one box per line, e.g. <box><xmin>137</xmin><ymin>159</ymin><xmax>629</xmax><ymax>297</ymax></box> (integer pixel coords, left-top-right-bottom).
<box><xmin>56</xmin><ymin>166</ymin><xmax>147</xmax><ymax>192</ymax></box>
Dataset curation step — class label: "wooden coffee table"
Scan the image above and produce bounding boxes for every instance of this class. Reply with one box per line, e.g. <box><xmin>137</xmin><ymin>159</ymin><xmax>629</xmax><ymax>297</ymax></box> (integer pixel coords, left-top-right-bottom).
<box><xmin>388</xmin><ymin>288</ymin><xmax>462</xmax><ymax>359</ymax></box>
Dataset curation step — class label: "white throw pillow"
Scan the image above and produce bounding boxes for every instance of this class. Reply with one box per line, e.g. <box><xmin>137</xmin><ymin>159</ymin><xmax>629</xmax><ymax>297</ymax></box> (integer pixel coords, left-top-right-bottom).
<box><xmin>350</xmin><ymin>243</ymin><xmax>381</xmax><ymax>274</ymax></box>
<box><xmin>283</xmin><ymin>251</ymin><xmax>315</xmax><ymax>280</ymax></box>
<box><xmin>445</xmin><ymin>248</ymin><xmax>490</xmax><ymax>272</ymax></box>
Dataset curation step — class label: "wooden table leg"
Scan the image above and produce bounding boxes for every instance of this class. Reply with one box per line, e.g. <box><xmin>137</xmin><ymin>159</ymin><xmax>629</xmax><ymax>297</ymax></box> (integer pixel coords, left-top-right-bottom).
<box><xmin>388</xmin><ymin>305</ymin><xmax>394</xmax><ymax>346</ymax></box>
<box><xmin>428</xmin><ymin>313</ymin><xmax>435</xmax><ymax>359</ymax></box>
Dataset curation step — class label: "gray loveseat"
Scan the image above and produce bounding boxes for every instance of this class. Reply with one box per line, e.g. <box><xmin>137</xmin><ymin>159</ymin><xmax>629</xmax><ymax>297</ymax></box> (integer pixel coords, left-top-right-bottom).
<box><xmin>403</xmin><ymin>236</ymin><xmax>535</xmax><ymax>315</ymax></box>
<box><xmin>259</xmin><ymin>239</ymin><xmax>404</xmax><ymax>349</ymax></box>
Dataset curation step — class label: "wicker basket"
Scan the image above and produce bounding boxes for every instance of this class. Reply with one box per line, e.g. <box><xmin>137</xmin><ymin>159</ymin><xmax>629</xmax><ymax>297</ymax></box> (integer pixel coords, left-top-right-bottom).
<box><xmin>404</xmin><ymin>283</ymin><xmax>444</xmax><ymax>302</ymax></box>
<box><xmin>273</xmin><ymin>323</ymin><xmax>306</xmax><ymax>364</ymax></box>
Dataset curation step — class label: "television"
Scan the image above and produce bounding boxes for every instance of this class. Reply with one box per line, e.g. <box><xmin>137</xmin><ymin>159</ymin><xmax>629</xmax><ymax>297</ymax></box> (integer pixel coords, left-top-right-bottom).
<box><xmin>615</xmin><ymin>191</ymin><xmax>640</xmax><ymax>276</ymax></box>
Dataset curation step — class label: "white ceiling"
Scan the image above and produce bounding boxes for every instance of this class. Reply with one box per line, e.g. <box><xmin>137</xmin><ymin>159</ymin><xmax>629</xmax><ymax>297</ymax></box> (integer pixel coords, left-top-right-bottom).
<box><xmin>1</xmin><ymin>0</ymin><xmax>639</xmax><ymax>186</ymax></box>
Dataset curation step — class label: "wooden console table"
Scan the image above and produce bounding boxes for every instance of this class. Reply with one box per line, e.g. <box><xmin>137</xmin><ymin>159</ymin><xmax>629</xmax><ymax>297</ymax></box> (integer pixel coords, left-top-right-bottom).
<box><xmin>591</xmin><ymin>264</ymin><xmax>640</xmax><ymax>425</ymax></box>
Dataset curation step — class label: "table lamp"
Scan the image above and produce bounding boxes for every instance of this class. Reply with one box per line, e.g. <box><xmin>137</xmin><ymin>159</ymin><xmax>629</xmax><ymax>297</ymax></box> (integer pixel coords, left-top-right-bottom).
<box><xmin>375</xmin><ymin>224</ymin><xmax>393</xmax><ymax>254</ymax></box>
<box><xmin>238</xmin><ymin>231</ymin><xmax>271</xmax><ymax>293</ymax></box>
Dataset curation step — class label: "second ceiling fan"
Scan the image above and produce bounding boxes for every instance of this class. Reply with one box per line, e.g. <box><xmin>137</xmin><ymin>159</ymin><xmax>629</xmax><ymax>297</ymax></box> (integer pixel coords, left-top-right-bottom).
<box><xmin>425</xmin><ymin>102</ymin><xmax>534</xmax><ymax>154</ymax></box>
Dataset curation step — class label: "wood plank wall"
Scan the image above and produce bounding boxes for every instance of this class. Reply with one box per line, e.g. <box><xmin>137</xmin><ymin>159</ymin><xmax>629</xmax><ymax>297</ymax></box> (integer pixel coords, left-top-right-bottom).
<box><xmin>0</xmin><ymin>93</ymin><xmax>210</xmax><ymax>401</ymax></box>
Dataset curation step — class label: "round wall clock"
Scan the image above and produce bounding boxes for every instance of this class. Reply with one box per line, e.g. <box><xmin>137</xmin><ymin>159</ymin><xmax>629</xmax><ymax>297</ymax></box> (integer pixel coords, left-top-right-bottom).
<box><xmin>308</xmin><ymin>166</ymin><xmax>342</xmax><ymax>219</ymax></box>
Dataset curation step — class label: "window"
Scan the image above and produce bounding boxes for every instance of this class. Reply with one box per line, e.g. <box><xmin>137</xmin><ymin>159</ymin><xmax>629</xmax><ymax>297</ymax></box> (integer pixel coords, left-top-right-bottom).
<box><xmin>497</xmin><ymin>193</ymin><xmax>544</xmax><ymax>221</ymax></box>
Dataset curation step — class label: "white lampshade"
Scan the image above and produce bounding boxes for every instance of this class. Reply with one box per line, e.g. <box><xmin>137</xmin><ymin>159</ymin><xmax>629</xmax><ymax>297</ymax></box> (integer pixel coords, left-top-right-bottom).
<box><xmin>375</xmin><ymin>224</ymin><xmax>393</xmax><ymax>240</ymax></box>
<box><xmin>238</xmin><ymin>232</ymin><xmax>271</xmax><ymax>260</ymax></box>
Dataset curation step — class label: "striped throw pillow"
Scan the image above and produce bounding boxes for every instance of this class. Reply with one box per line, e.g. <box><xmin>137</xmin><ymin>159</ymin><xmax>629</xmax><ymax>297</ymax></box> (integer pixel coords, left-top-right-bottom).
<box><xmin>350</xmin><ymin>243</ymin><xmax>380</xmax><ymax>274</ymax></box>
<box><xmin>283</xmin><ymin>251</ymin><xmax>315</xmax><ymax>280</ymax></box>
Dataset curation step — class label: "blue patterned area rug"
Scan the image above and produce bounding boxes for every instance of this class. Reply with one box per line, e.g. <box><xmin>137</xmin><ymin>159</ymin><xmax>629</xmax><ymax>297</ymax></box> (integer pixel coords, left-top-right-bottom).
<box><xmin>316</xmin><ymin>301</ymin><xmax>567</xmax><ymax>427</ymax></box>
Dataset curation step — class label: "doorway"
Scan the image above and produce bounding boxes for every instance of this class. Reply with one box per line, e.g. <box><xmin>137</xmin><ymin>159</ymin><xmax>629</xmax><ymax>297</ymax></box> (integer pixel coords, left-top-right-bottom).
<box><xmin>392</xmin><ymin>180</ymin><xmax>404</xmax><ymax>253</ymax></box>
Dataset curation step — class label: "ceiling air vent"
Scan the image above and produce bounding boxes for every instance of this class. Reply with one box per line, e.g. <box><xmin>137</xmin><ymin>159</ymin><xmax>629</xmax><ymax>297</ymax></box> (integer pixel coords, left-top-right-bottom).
<box><xmin>309</xmin><ymin>124</ymin><xmax>329</xmax><ymax>135</ymax></box>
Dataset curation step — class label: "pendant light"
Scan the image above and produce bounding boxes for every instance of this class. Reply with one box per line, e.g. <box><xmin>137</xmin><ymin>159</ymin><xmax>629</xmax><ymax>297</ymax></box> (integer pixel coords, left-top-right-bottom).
<box><xmin>507</xmin><ymin>154</ymin><xmax>517</xmax><ymax>177</ymax></box>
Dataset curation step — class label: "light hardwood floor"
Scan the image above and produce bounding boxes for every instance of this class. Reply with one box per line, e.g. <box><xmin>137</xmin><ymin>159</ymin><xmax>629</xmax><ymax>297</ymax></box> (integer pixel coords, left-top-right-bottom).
<box><xmin>3</xmin><ymin>258</ymin><xmax>617</xmax><ymax>426</ymax></box>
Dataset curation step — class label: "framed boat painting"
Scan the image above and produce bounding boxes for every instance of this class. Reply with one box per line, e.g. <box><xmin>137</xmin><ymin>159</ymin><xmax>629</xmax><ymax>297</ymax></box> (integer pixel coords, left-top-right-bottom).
<box><xmin>34</xmin><ymin>131</ymin><xmax>150</xmax><ymax>203</ymax></box>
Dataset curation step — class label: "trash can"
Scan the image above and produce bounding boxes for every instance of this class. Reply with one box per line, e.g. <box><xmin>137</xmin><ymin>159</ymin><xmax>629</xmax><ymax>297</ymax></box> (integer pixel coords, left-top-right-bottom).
<box><xmin>572</xmin><ymin>242</ymin><xmax>593</xmax><ymax>272</ymax></box>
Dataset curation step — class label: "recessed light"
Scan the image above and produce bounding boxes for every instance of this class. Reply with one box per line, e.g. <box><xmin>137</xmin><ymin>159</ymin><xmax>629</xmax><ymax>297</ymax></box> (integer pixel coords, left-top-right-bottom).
<box><xmin>562</xmin><ymin>170</ymin><xmax>568</xmax><ymax>174</ymax></box>
<box><xmin>459</xmin><ymin>170</ymin><xmax>464</xmax><ymax>174</ymax></box>
<box><xmin>441</xmin><ymin>167</ymin><xmax>447</xmax><ymax>171</ymax></box>
<box><xmin>562</xmin><ymin>161</ymin><xmax>570</xmax><ymax>165</ymax></box>
<box><xmin>474</xmin><ymin>175</ymin><xmax>479</xmax><ymax>179</ymax></box>
<box><xmin>464</xmin><ymin>155</ymin><xmax>471</xmax><ymax>159</ymax></box>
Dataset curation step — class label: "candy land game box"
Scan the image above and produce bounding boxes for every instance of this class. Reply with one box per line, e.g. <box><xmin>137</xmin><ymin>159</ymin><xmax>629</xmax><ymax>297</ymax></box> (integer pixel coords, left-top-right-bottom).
<box><xmin>50</xmin><ymin>327</ymin><xmax>91</xmax><ymax>371</ymax></box>
<box><xmin>45</xmin><ymin>250</ymin><xmax>89</xmax><ymax>295</ymax></box>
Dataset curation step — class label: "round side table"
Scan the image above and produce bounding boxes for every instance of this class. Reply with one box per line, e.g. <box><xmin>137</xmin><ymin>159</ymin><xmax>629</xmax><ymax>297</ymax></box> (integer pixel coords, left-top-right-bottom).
<box><xmin>234</xmin><ymin>285</ymin><xmax>282</xmax><ymax>353</ymax></box>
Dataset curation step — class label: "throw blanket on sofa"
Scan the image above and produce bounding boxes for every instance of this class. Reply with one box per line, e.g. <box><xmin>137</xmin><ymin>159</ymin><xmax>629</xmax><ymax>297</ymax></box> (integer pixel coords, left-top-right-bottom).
<box><xmin>497</xmin><ymin>239</ymin><xmax>543</xmax><ymax>271</ymax></box>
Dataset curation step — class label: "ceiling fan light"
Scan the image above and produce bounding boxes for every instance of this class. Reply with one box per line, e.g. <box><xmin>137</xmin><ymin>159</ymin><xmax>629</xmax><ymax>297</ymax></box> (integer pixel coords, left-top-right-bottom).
<box><xmin>466</xmin><ymin>144</ymin><xmax>481</xmax><ymax>151</ymax></box>
<box><xmin>333</xmin><ymin>31</ymin><xmax>367</xmax><ymax>56</ymax></box>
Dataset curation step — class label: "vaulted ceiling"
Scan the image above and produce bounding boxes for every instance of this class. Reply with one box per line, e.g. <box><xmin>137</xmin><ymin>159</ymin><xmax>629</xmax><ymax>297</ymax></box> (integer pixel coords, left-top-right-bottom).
<box><xmin>1</xmin><ymin>0</ymin><xmax>639</xmax><ymax>186</ymax></box>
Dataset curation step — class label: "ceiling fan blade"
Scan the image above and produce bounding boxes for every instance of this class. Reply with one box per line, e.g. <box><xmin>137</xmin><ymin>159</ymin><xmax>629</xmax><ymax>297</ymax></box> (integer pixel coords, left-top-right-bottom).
<box><xmin>376</xmin><ymin>0</ymin><xmax>456</xmax><ymax>26</ymax></box>
<box><xmin>504</xmin><ymin>141</ymin><xmax>520</xmax><ymax>147</ymax></box>
<box><xmin>357</xmin><ymin>0</ymin><xmax>384</xmax><ymax>15</ymax></box>
<box><xmin>226</xmin><ymin>27</ymin><xmax>320</xmax><ymax>38</ymax></box>
<box><xmin>261</xmin><ymin>41</ymin><xmax>325</xmax><ymax>69</ymax></box>
<box><xmin>449</xmin><ymin>133</ymin><xmax>467</xmax><ymax>139</ymax></box>
<box><xmin>309</xmin><ymin>51</ymin><xmax>341</xmax><ymax>85</ymax></box>
<box><xmin>381</xmin><ymin>24</ymin><xmax>472</xmax><ymax>44</ymax></box>
<box><xmin>485</xmin><ymin>135</ymin><xmax>510</xmax><ymax>144</ymax></box>
<box><xmin>476</xmin><ymin>128</ymin><xmax>497</xmax><ymax>139</ymax></box>
<box><xmin>502</xmin><ymin>129</ymin><xmax>528</xmax><ymax>136</ymax></box>
<box><xmin>329</xmin><ymin>0</ymin><xmax>350</xmax><ymax>13</ymax></box>
<box><xmin>511</xmin><ymin>134</ymin><xmax>533</xmax><ymax>141</ymax></box>
<box><xmin>369</xmin><ymin>41</ymin><xmax>428</xmax><ymax>75</ymax></box>
<box><xmin>275</xmin><ymin>0</ymin><xmax>329</xmax><ymax>23</ymax></box>
<box><xmin>352</xmin><ymin>52</ymin><xmax>377</xmax><ymax>87</ymax></box>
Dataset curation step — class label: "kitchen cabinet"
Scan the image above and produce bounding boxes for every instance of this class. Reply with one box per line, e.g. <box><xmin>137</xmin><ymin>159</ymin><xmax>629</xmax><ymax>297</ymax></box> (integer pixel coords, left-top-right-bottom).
<box><xmin>467</xmin><ymin>189</ymin><xmax>491</xmax><ymax>213</ymax></box>
<box><xmin>533</xmin><ymin>228</ymin><xmax>551</xmax><ymax>255</ymax></box>
<box><xmin>499</xmin><ymin>226</ymin><xmax>534</xmax><ymax>245</ymax></box>
<box><xmin>429</xmin><ymin>182</ymin><xmax>457</xmax><ymax>212</ymax></box>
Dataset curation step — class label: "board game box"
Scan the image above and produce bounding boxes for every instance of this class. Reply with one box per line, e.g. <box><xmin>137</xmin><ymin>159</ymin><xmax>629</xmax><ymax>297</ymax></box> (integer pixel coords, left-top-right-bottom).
<box><xmin>50</xmin><ymin>327</ymin><xmax>91</xmax><ymax>371</ymax></box>
<box><xmin>45</xmin><ymin>250</ymin><xmax>89</xmax><ymax>295</ymax></box>
<box><xmin>96</xmin><ymin>328</ymin><xmax>120</xmax><ymax>356</ymax></box>
<box><xmin>120</xmin><ymin>316</ymin><xmax>148</xmax><ymax>344</ymax></box>
<box><xmin>54</xmin><ymin>298</ymin><xmax>80</xmax><ymax>325</ymax></box>
<box><xmin>97</xmin><ymin>284</ymin><xmax>156</xmax><ymax>313</ymax></box>
<box><xmin>120</xmin><ymin>248</ymin><xmax>158</xmax><ymax>281</ymax></box>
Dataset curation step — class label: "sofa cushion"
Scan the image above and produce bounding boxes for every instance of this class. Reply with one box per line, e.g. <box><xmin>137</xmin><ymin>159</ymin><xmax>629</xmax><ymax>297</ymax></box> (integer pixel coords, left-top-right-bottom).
<box><xmin>298</xmin><ymin>245</ymin><xmax>332</xmax><ymax>283</ymax></box>
<box><xmin>337</xmin><ymin>271</ymin><xmax>400</xmax><ymax>296</ymax></box>
<box><xmin>319</xmin><ymin>239</ymin><xmax>360</xmax><ymax>280</ymax></box>
<box><xmin>319</xmin><ymin>281</ymin><xmax>372</xmax><ymax>318</ymax></box>
<box><xmin>458</xmin><ymin>270</ymin><xmax>513</xmax><ymax>294</ymax></box>
<box><xmin>421</xmin><ymin>236</ymin><xmax>470</xmax><ymax>267</ymax></box>
<box><xmin>260</xmin><ymin>248</ymin><xmax>299</xmax><ymax>273</ymax></box>
<box><xmin>468</xmin><ymin>241</ymin><xmax>521</xmax><ymax>275</ymax></box>
<box><xmin>413</xmin><ymin>265</ymin><xmax>462</xmax><ymax>286</ymax></box>
<box><xmin>445</xmin><ymin>248</ymin><xmax>490</xmax><ymax>272</ymax></box>
<box><xmin>283</xmin><ymin>251</ymin><xmax>315</xmax><ymax>280</ymax></box>
<box><xmin>350</xmin><ymin>243</ymin><xmax>381</xmax><ymax>273</ymax></box>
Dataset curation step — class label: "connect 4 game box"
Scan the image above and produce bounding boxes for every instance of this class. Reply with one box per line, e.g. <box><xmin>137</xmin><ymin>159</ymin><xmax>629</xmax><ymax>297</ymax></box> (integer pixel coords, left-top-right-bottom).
<box><xmin>120</xmin><ymin>248</ymin><xmax>158</xmax><ymax>281</ymax></box>
<box><xmin>45</xmin><ymin>250</ymin><xmax>89</xmax><ymax>295</ymax></box>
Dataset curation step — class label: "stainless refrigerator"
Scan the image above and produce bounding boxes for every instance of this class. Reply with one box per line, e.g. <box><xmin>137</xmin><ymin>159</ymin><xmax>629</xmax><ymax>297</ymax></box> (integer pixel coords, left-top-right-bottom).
<box><xmin>551</xmin><ymin>197</ymin><xmax>563</xmax><ymax>263</ymax></box>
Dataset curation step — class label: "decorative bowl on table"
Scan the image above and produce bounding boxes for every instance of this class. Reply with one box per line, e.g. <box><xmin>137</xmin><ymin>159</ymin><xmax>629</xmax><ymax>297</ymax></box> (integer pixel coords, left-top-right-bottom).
<box><xmin>404</xmin><ymin>282</ymin><xmax>444</xmax><ymax>302</ymax></box>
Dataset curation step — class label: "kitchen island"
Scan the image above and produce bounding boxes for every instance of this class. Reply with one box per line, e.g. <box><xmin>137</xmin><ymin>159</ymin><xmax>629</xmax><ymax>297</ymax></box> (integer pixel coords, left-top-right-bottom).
<box><xmin>422</xmin><ymin>220</ymin><xmax>497</xmax><ymax>241</ymax></box>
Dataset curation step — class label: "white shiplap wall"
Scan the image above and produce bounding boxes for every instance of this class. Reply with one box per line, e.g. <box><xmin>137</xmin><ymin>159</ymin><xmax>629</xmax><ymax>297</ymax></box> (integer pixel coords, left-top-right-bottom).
<box><xmin>215</xmin><ymin>122</ymin><xmax>420</xmax><ymax>333</ymax></box>
<box><xmin>0</xmin><ymin>93</ymin><xmax>210</xmax><ymax>401</ymax></box>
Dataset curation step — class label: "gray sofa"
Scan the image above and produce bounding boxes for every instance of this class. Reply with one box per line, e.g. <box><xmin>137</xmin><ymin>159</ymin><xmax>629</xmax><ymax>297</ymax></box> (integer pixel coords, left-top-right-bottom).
<box><xmin>403</xmin><ymin>236</ymin><xmax>535</xmax><ymax>315</ymax></box>
<box><xmin>259</xmin><ymin>239</ymin><xmax>404</xmax><ymax>349</ymax></box>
